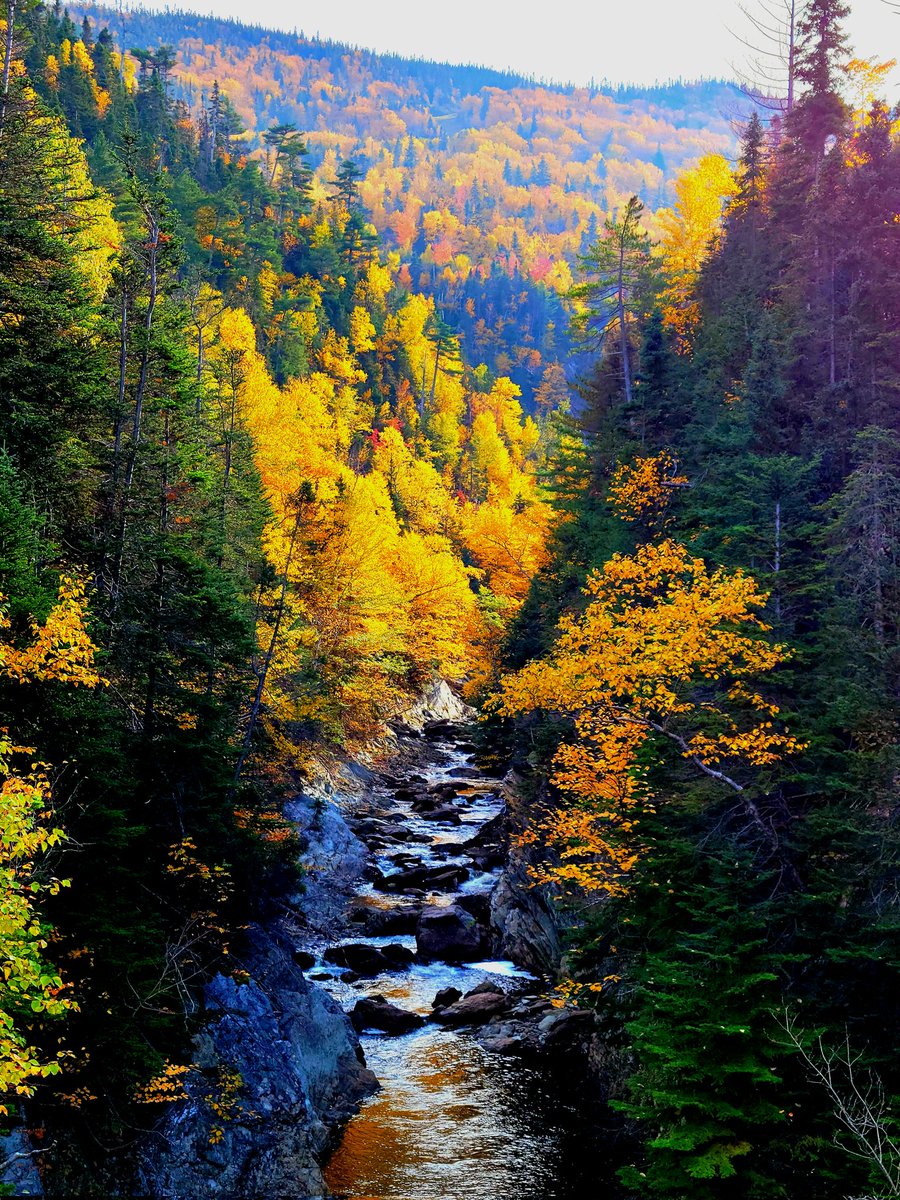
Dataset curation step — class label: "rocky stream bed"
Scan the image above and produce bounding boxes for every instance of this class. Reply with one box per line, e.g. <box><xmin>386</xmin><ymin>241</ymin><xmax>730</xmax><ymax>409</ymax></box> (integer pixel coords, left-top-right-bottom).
<box><xmin>124</xmin><ymin>694</ymin><xmax>624</xmax><ymax>1200</ymax></box>
<box><xmin>306</xmin><ymin>714</ymin><xmax>615</xmax><ymax>1200</ymax></box>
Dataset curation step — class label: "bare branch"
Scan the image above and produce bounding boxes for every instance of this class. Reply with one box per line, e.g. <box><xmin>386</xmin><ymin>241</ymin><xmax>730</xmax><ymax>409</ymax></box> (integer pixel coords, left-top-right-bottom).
<box><xmin>729</xmin><ymin>0</ymin><xmax>798</xmax><ymax>112</ymax></box>
<box><xmin>778</xmin><ymin>1009</ymin><xmax>900</xmax><ymax>1197</ymax></box>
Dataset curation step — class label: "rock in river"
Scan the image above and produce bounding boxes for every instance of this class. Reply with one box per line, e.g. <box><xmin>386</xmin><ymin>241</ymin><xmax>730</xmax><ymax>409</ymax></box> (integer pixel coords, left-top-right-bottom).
<box><xmin>350</xmin><ymin>996</ymin><xmax>425</xmax><ymax>1036</ymax></box>
<box><xmin>431</xmin><ymin>986</ymin><xmax>463</xmax><ymax>1009</ymax></box>
<box><xmin>324</xmin><ymin>943</ymin><xmax>396</xmax><ymax>975</ymax></box>
<box><xmin>372</xmin><ymin>863</ymin><xmax>468</xmax><ymax>893</ymax></box>
<box><xmin>350</xmin><ymin>902</ymin><xmax>422</xmax><ymax>936</ymax></box>
<box><xmin>430</xmin><ymin>990</ymin><xmax>511</xmax><ymax>1026</ymax></box>
<box><xmin>416</xmin><ymin>904</ymin><xmax>485</xmax><ymax>962</ymax></box>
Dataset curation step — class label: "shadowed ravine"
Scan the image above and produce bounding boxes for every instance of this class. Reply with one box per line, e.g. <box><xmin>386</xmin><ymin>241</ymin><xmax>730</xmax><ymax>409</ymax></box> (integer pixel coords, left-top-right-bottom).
<box><xmin>302</xmin><ymin>724</ymin><xmax>613</xmax><ymax>1200</ymax></box>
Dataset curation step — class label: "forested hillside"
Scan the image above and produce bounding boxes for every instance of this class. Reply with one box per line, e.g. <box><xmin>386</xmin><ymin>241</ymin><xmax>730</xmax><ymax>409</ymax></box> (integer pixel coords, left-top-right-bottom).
<box><xmin>0</xmin><ymin>0</ymin><xmax>899</xmax><ymax>1197</ymax></box>
<box><xmin>61</xmin><ymin>2</ymin><xmax>739</xmax><ymax>404</ymax></box>
<box><xmin>1</xmin><ymin>2</ymin><xmax>556</xmax><ymax>1183</ymax></box>
<box><xmin>495</xmin><ymin>3</ymin><xmax>900</xmax><ymax>1195</ymax></box>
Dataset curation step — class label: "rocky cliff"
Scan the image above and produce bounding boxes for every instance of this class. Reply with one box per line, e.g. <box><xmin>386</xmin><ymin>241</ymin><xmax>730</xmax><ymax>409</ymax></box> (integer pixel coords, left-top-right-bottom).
<box><xmin>489</xmin><ymin>773</ymin><xmax>564</xmax><ymax>975</ymax></box>
<box><xmin>135</xmin><ymin>923</ymin><xmax>376</xmax><ymax>1199</ymax></box>
<box><xmin>134</xmin><ymin>679</ymin><xmax>469</xmax><ymax>1198</ymax></box>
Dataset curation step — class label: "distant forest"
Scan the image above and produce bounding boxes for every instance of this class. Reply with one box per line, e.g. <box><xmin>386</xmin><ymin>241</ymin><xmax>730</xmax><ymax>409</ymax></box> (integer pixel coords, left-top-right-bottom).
<box><xmin>64</xmin><ymin>3</ymin><xmax>742</xmax><ymax>406</ymax></box>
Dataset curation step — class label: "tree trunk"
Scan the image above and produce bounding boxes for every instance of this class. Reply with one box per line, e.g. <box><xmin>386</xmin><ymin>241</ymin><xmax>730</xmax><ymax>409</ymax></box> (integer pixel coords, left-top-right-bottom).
<box><xmin>232</xmin><ymin>506</ymin><xmax>303</xmax><ymax>789</ymax></box>
<box><xmin>0</xmin><ymin>0</ymin><xmax>18</xmax><ymax>144</ymax></box>
<box><xmin>774</xmin><ymin>498</ymin><xmax>782</xmax><ymax>620</ymax></box>
<box><xmin>617</xmin><ymin>229</ymin><xmax>633</xmax><ymax>409</ymax></box>
<box><xmin>112</xmin><ymin>210</ymin><xmax>161</xmax><ymax>605</ymax></box>
<box><xmin>111</xmin><ymin>276</ymin><xmax>129</xmax><ymax>487</ymax></box>
<box><xmin>429</xmin><ymin>337</ymin><xmax>443</xmax><ymax>404</ymax></box>
<box><xmin>217</xmin><ymin>364</ymin><xmax>238</xmax><ymax>569</ymax></box>
<box><xmin>124</xmin><ymin>210</ymin><xmax>161</xmax><ymax>495</ymax></box>
<box><xmin>786</xmin><ymin>0</ymin><xmax>796</xmax><ymax>113</ymax></box>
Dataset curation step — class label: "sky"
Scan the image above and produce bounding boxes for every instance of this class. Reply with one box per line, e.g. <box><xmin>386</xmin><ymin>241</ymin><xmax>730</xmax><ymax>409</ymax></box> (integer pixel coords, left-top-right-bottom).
<box><xmin>134</xmin><ymin>0</ymin><xmax>900</xmax><ymax>89</ymax></box>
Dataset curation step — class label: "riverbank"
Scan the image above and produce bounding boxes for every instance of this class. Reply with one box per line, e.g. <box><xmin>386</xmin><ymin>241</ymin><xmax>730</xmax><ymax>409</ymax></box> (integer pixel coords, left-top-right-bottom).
<box><xmin>296</xmin><ymin>710</ymin><xmax>621</xmax><ymax>1200</ymax></box>
<box><xmin>33</xmin><ymin>690</ymin><xmax>622</xmax><ymax>1199</ymax></box>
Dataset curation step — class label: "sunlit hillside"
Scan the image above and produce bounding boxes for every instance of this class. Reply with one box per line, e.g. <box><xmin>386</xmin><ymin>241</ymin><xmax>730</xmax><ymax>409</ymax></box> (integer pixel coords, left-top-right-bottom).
<box><xmin>67</xmin><ymin>3</ymin><xmax>741</xmax><ymax>402</ymax></box>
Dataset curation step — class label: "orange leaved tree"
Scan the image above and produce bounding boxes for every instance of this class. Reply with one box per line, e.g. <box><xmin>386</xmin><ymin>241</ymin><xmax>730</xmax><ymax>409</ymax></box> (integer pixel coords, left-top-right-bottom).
<box><xmin>494</xmin><ymin>532</ymin><xmax>800</xmax><ymax>897</ymax></box>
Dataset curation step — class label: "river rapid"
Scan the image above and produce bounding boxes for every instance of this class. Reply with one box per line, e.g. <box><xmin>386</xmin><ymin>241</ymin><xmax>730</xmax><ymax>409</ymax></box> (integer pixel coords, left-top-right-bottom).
<box><xmin>299</xmin><ymin>721</ymin><xmax>617</xmax><ymax>1200</ymax></box>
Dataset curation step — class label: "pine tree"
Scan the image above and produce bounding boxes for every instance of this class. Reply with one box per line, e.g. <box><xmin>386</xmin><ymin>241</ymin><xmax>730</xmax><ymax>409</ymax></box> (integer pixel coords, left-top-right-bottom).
<box><xmin>570</xmin><ymin>196</ymin><xmax>652</xmax><ymax>411</ymax></box>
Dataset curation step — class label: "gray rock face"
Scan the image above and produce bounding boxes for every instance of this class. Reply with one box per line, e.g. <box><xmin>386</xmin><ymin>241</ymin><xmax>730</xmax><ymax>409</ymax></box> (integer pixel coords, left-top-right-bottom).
<box><xmin>400</xmin><ymin>678</ymin><xmax>473</xmax><ymax>732</ymax></box>
<box><xmin>489</xmin><ymin>787</ymin><xmax>563</xmax><ymax>975</ymax></box>
<box><xmin>283</xmin><ymin>783</ymin><xmax>369</xmax><ymax>935</ymax></box>
<box><xmin>135</xmin><ymin>924</ymin><xmax>377</xmax><ymax>1200</ymax></box>
<box><xmin>490</xmin><ymin>862</ymin><xmax>562</xmax><ymax>975</ymax></box>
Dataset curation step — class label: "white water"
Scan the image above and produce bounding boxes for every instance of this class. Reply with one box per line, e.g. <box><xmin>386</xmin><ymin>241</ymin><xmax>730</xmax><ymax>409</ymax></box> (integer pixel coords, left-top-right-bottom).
<box><xmin>313</xmin><ymin>734</ymin><xmax>610</xmax><ymax>1200</ymax></box>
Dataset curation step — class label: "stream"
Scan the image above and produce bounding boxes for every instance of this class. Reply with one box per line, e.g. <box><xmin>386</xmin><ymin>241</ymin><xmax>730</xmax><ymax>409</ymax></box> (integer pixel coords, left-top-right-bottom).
<box><xmin>301</xmin><ymin>722</ymin><xmax>615</xmax><ymax>1200</ymax></box>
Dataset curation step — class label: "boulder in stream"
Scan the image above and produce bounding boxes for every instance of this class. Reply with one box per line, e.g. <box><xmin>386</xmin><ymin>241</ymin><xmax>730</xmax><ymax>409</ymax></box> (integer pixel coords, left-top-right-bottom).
<box><xmin>381</xmin><ymin>942</ymin><xmax>415</xmax><ymax>966</ymax></box>
<box><xmin>350</xmin><ymin>903</ymin><xmax>422</xmax><ymax>935</ymax></box>
<box><xmin>480</xmin><ymin>1034</ymin><xmax>524</xmax><ymax>1054</ymax></box>
<box><xmin>350</xmin><ymin>996</ymin><xmax>425</xmax><ymax>1036</ymax></box>
<box><xmin>373</xmin><ymin>862</ymin><xmax>469</xmax><ymax>893</ymax></box>
<box><xmin>426</xmin><ymin>865</ymin><xmax>470</xmax><ymax>890</ymax></box>
<box><xmin>430</xmin><ymin>990</ymin><xmax>511</xmax><ymax>1026</ymax></box>
<box><xmin>410</xmin><ymin>796</ymin><xmax>438</xmax><ymax>811</ymax></box>
<box><xmin>422</xmin><ymin>718</ymin><xmax>460</xmax><ymax>739</ymax></box>
<box><xmin>455</xmin><ymin>893</ymin><xmax>491</xmax><ymax>924</ymax></box>
<box><xmin>432</xmin><ymin>986</ymin><xmax>463</xmax><ymax>1009</ymax></box>
<box><xmin>465</xmin><ymin>980</ymin><xmax>504</xmax><ymax>997</ymax></box>
<box><xmin>371</xmin><ymin>865</ymin><xmax>427</xmax><ymax>892</ymax></box>
<box><xmin>420</xmin><ymin>806</ymin><xmax>461</xmax><ymax>824</ymax></box>
<box><xmin>416</xmin><ymin>904</ymin><xmax>485</xmax><ymax>962</ymax></box>
<box><xmin>324</xmin><ymin>944</ymin><xmax>395</xmax><ymax>975</ymax></box>
<box><xmin>428</xmin><ymin>782</ymin><xmax>461</xmax><ymax>798</ymax></box>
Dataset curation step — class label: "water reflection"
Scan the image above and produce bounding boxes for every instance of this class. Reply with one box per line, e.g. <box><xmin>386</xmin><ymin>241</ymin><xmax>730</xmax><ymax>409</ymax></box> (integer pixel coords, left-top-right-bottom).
<box><xmin>320</xmin><ymin>736</ymin><xmax>621</xmax><ymax>1200</ymax></box>
<box><xmin>325</xmin><ymin>1027</ymin><xmax>613</xmax><ymax>1200</ymax></box>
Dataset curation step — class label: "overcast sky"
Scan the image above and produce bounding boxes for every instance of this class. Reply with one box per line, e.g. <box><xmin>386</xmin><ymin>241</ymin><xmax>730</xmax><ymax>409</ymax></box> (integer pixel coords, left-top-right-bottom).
<box><xmin>138</xmin><ymin>0</ymin><xmax>900</xmax><ymax>89</ymax></box>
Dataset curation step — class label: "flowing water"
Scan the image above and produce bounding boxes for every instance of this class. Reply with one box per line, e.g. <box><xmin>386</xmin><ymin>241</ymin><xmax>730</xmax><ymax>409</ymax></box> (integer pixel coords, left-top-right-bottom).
<box><xmin>307</xmin><ymin>729</ymin><xmax>618</xmax><ymax>1200</ymax></box>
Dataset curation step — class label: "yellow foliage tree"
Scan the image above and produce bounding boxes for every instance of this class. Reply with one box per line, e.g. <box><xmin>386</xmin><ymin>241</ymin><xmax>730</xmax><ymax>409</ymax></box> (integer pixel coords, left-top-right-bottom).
<box><xmin>657</xmin><ymin>153</ymin><xmax>736</xmax><ymax>350</ymax></box>
<box><xmin>0</xmin><ymin>577</ymin><xmax>103</xmax><ymax>1112</ymax></box>
<box><xmin>212</xmin><ymin>308</ymin><xmax>495</xmax><ymax>749</ymax></box>
<box><xmin>608</xmin><ymin>450</ymin><xmax>690</xmax><ymax>527</ymax></box>
<box><xmin>494</xmin><ymin>538</ymin><xmax>801</xmax><ymax>896</ymax></box>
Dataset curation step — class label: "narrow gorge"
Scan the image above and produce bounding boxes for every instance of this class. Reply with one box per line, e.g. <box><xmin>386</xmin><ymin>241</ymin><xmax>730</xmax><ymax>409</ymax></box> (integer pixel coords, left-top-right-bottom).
<box><xmin>129</xmin><ymin>688</ymin><xmax>620</xmax><ymax>1199</ymax></box>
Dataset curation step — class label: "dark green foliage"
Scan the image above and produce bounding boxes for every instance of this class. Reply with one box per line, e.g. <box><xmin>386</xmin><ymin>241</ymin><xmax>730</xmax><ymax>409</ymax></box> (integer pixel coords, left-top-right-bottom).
<box><xmin>0</xmin><ymin>455</ymin><xmax>55</xmax><ymax>624</ymax></box>
<box><xmin>0</xmin><ymin>104</ymin><xmax>105</xmax><ymax>524</ymax></box>
<box><xmin>615</xmin><ymin>847</ymin><xmax>788</xmax><ymax>1198</ymax></box>
<box><xmin>503</xmin><ymin>4</ymin><xmax>900</xmax><ymax>1197</ymax></box>
<box><xmin>0</xmin><ymin>6</ymin><xmax>282</xmax><ymax>1132</ymax></box>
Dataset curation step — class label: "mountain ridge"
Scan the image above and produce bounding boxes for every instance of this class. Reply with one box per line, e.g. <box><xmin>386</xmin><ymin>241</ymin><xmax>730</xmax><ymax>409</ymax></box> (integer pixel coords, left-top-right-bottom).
<box><xmin>60</xmin><ymin>2</ymin><xmax>743</xmax><ymax>401</ymax></box>
<box><xmin>70</xmin><ymin>2</ymin><xmax>740</xmax><ymax>98</ymax></box>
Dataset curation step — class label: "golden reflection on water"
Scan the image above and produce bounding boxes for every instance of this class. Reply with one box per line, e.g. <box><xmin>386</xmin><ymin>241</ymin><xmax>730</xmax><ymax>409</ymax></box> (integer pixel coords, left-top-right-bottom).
<box><xmin>323</xmin><ymin>743</ymin><xmax>606</xmax><ymax>1199</ymax></box>
<box><xmin>324</xmin><ymin>1028</ymin><xmax>564</xmax><ymax>1200</ymax></box>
